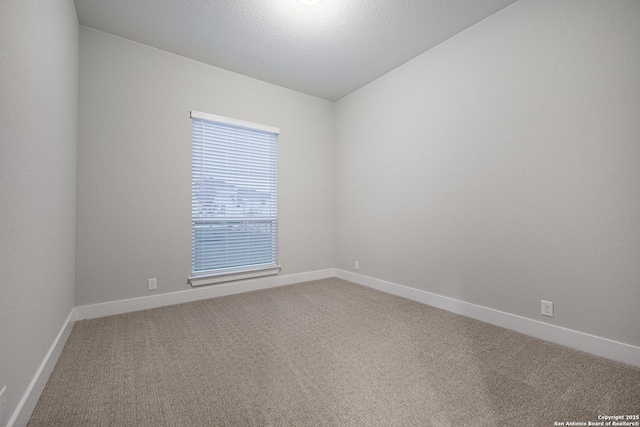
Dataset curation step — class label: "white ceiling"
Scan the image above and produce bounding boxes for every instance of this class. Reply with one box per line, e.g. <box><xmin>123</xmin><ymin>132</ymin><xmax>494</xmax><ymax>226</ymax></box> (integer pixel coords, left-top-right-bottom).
<box><xmin>74</xmin><ymin>0</ymin><xmax>518</xmax><ymax>101</ymax></box>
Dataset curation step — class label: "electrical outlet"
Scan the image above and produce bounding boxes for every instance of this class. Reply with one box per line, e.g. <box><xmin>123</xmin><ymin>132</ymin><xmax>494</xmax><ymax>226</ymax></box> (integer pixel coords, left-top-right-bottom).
<box><xmin>148</xmin><ymin>278</ymin><xmax>157</xmax><ymax>291</ymax></box>
<box><xmin>0</xmin><ymin>386</ymin><xmax>6</xmax><ymax>422</ymax></box>
<box><xmin>354</xmin><ymin>261</ymin><xmax>359</xmax><ymax>270</ymax></box>
<box><xmin>541</xmin><ymin>300</ymin><xmax>554</xmax><ymax>317</ymax></box>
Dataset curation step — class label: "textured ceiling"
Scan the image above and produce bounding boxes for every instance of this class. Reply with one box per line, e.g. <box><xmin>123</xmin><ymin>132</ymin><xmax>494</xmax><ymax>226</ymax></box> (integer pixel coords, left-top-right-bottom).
<box><xmin>74</xmin><ymin>0</ymin><xmax>518</xmax><ymax>101</ymax></box>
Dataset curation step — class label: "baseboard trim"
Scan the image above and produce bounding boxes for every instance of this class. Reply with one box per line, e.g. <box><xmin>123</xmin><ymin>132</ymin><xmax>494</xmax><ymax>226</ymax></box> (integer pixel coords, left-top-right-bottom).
<box><xmin>8</xmin><ymin>309</ymin><xmax>75</xmax><ymax>427</ymax></box>
<box><xmin>75</xmin><ymin>268</ymin><xmax>336</xmax><ymax>321</ymax></box>
<box><xmin>335</xmin><ymin>269</ymin><xmax>640</xmax><ymax>368</ymax></box>
<box><xmin>8</xmin><ymin>268</ymin><xmax>639</xmax><ymax>427</ymax></box>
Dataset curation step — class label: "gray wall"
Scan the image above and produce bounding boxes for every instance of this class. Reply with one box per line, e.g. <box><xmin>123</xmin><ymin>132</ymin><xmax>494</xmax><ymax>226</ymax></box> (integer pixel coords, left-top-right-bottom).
<box><xmin>335</xmin><ymin>0</ymin><xmax>640</xmax><ymax>346</ymax></box>
<box><xmin>76</xmin><ymin>27</ymin><xmax>335</xmax><ymax>306</ymax></box>
<box><xmin>2</xmin><ymin>7</ymin><xmax>639</xmax><ymax>426</ymax></box>
<box><xmin>0</xmin><ymin>0</ymin><xmax>78</xmax><ymax>425</ymax></box>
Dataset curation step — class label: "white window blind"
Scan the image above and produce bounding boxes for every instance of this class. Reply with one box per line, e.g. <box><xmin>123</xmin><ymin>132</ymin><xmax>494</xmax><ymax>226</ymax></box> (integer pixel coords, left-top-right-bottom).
<box><xmin>190</xmin><ymin>111</ymin><xmax>279</xmax><ymax>281</ymax></box>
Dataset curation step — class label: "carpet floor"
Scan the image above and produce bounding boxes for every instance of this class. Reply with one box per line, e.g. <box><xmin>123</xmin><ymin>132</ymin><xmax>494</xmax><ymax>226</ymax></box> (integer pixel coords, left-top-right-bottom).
<box><xmin>29</xmin><ymin>278</ymin><xmax>640</xmax><ymax>426</ymax></box>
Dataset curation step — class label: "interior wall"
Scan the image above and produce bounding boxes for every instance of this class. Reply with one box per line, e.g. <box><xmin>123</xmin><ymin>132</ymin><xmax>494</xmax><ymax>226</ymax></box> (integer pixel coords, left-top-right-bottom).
<box><xmin>76</xmin><ymin>27</ymin><xmax>334</xmax><ymax>306</ymax></box>
<box><xmin>334</xmin><ymin>0</ymin><xmax>640</xmax><ymax>346</ymax></box>
<box><xmin>0</xmin><ymin>0</ymin><xmax>79</xmax><ymax>425</ymax></box>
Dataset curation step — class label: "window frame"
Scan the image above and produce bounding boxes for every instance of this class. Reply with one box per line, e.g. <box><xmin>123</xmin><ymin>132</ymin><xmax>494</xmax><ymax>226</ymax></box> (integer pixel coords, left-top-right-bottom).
<box><xmin>188</xmin><ymin>110</ymin><xmax>280</xmax><ymax>287</ymax></box>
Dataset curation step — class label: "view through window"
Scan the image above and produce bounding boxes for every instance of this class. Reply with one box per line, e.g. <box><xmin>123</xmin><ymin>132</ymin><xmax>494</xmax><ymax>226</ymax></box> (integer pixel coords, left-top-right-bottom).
<box><xmin>191</xmin><ymin>111</ymin><xmax>279</xmax><ymax>279</ymax></box>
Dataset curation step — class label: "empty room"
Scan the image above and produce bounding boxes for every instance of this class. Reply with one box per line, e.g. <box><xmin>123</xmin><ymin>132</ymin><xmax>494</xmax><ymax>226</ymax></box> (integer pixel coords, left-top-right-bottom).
<box><xmin>1</xmin><ymin>0</ymin><xmax>639</xmax><ymax>426</ymax></box>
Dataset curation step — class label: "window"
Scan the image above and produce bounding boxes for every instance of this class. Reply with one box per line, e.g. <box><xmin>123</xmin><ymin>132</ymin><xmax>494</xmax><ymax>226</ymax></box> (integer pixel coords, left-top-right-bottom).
<box><xmin>189</xmin><ymin>111</ymin><xmax>280</xmax><ymax>286</ymax></box>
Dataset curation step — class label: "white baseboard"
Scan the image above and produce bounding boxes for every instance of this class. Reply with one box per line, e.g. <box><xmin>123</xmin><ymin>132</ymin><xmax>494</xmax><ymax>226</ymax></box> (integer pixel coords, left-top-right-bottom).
<box><xmin>8</xmin><ymin>268</ymin><xmax>640</xmax><ymax>427</ymax></box>
<box><xmin>75</xmin><ymin>268</ymin><xmax>336</xmax><ymax>321</ymax></box>
<box><xmin>6</xmin><ymin>269</ymin><xmax>332</xmax><ymax>425</ymax></box>
<box><xmin>8</xmin><ymin>309</ymin><xmax>75</xmax><ymax>427</ymax></box>
<box><xmin>335</xmin><ymin>269</ymin><xmax>640</xmax><ymax>369</ymax></box>
<box><xmin>11</xmin><ymin>267</ymin><xmax>639</xmax><ymax>427</ymax></box>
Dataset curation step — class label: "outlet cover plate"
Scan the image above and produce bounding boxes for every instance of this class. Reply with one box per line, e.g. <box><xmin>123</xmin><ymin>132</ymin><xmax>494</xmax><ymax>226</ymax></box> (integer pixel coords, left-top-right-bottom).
<box><xmin>541</xmin><ymin>300</ymin><xmax>554</xmax><ymax>317</ymax></box>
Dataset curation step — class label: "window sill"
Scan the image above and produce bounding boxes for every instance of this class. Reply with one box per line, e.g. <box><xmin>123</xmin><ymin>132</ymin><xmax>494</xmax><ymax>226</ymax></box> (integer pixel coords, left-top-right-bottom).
<box><xmin>188</xmin><ymin>265</ymin><xmax>281</xmax><ymax>287</ymax></box>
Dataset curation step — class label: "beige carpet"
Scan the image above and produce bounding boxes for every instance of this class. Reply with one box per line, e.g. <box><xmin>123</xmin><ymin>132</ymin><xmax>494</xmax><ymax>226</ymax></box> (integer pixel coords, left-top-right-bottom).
<box><xmin>29</xmin><ymin>278</ymin><xmax>640</xmax><ymax>426</ymax></box>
